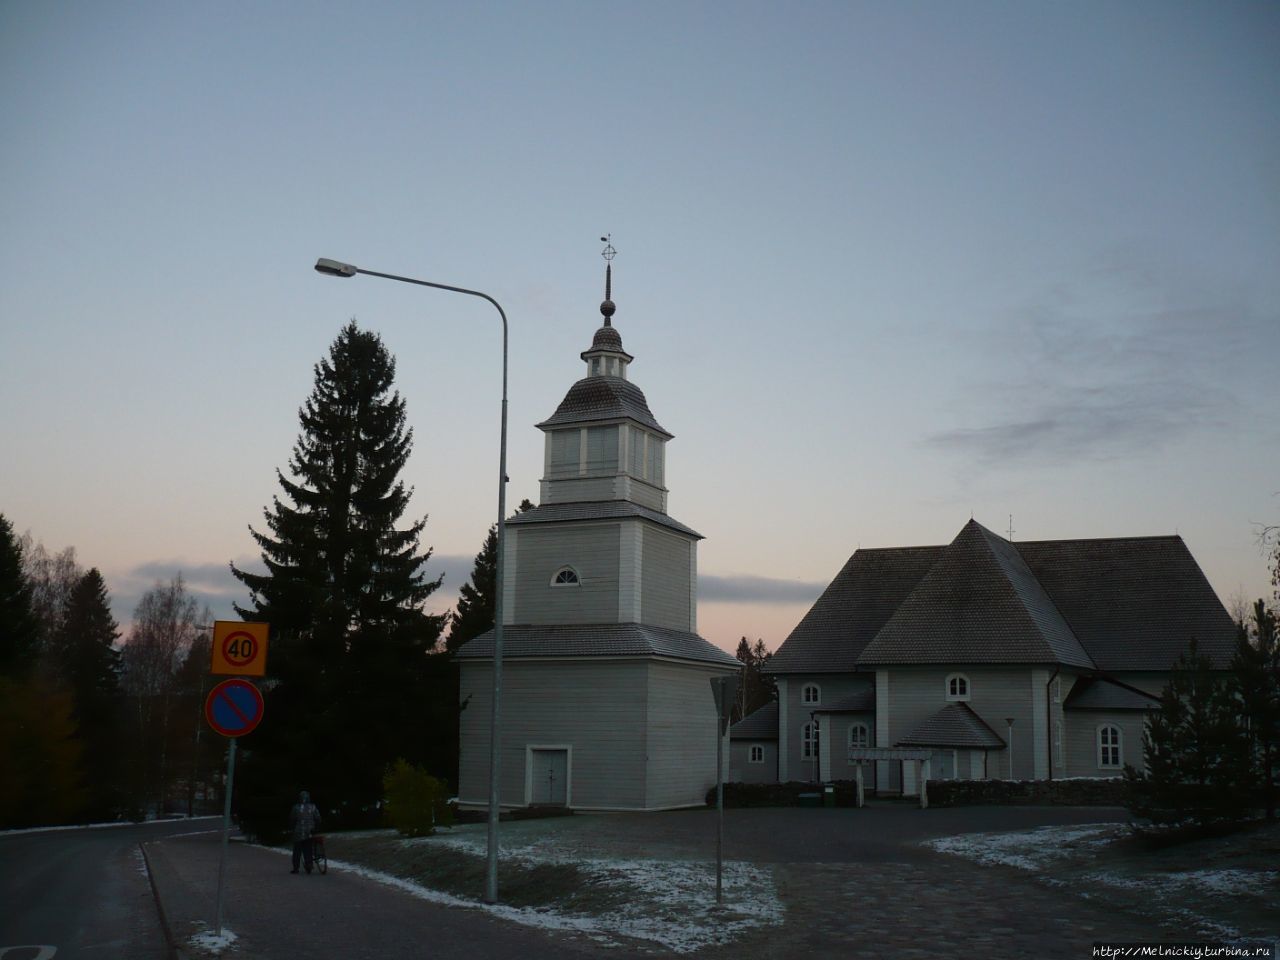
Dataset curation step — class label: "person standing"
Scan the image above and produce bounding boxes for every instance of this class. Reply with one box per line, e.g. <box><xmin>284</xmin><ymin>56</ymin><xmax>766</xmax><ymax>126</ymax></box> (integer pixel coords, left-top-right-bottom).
<box><xmin>288</xmin><ymin>790</ymin><xmax>321</xmax><ymax>874</ymax></box>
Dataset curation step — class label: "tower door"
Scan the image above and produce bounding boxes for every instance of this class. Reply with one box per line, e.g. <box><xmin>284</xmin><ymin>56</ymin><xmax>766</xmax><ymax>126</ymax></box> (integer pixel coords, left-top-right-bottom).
<box><xmin>530</xmin><ymin>749</ymin><xmax>569</xmax><ymax>806</ymax></box>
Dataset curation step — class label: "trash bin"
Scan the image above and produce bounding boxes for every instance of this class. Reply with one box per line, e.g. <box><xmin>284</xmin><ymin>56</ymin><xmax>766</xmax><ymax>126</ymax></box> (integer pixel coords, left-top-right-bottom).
<box><xmin>823</xmin><ymin>784</ymin><xmax>835</xmax><ymax>808</ymax></box>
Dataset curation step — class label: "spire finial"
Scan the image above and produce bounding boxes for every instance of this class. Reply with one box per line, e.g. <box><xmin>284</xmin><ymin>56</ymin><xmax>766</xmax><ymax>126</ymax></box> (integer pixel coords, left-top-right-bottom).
<box><xmin>599</xmin><ymin>235</ymin><xmax>617</xmax><ymax>325</ymax></box>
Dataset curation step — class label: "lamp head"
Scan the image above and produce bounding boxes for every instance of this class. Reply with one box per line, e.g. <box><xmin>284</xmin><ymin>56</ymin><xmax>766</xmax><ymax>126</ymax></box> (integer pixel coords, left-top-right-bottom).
<box><xmin>315</xmin><ymin>258</ymin><xmax>358</xmax><ymax>277</ymax></box>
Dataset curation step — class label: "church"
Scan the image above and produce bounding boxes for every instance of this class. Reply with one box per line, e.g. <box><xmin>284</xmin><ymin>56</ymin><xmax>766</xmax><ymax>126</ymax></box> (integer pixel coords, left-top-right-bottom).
<box><xmin>456</xmin><ymin>248</ymin><xmax>739</xmax><ymax>812</ymax></box>
<box><xmin>730</xmin><ymin>519</ymin><xmax>1238</xmax><ymax>793</ymax></box>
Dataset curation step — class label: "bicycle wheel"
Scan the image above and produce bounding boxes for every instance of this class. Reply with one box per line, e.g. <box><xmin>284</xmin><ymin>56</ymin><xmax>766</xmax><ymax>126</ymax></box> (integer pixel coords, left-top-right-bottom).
<box><xmin>315</xmin><ymin>839</ymin><xmax>327</xmax><ymax>874</ymax></box>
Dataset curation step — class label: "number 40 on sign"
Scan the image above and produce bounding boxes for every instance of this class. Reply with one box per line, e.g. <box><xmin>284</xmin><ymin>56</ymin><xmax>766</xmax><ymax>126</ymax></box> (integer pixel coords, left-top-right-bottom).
<box><xmin>210</xmin><ymin>620</ymin><xmax>270</xmax><ymax>677</ymax></box>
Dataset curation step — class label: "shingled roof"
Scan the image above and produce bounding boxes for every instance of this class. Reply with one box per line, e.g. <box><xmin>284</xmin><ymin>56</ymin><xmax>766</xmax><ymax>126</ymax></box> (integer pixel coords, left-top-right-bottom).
<box><xmin>859</xmin><ymin>520</ymin><xmax>1095</xmax><ymax>670</ymax></box>
<box><xmin>896</xmin><ymin>703</ymin><xmax>1007</xmax><ymax>749</ymax></box>
<box><xmin>1064</xmin><ymin>677</ymin><xmax>1161</xmax><ymax>711</ymax></box>
<box><xmin>507</xmin><ymin>500</ymin><xmax>702</xmax><ymax>540</ymax></box>
<box><xmin>537</xmin><ymin>377</ymin><xmax>672</xmax><ymax>438</ymax></box>
<box><xmin>767</xmin><ymin>546</ymin><xmax>942</xmax><ymax>674</ymax></box>
<box><xmin>730</xmin><ymin>701</ymin><xmax>779</xmax><ymax>740</ymax></box>
<box><xmin>456</xmin><ymin>622</ymin><xmax>739</xmax><ymax>667</ymax></box>
<box><xmin>769</xmin><ymin>520</ymin><xmax>1235</xmax><ymax>675</ymax></box>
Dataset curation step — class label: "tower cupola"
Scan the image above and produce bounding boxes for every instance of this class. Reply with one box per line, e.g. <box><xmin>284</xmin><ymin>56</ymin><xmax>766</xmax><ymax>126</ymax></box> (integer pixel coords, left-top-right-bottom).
<box><xmin>580</xmin><ymin>239</ymin><xmax>633</xmax><ymax>379</ymax></box>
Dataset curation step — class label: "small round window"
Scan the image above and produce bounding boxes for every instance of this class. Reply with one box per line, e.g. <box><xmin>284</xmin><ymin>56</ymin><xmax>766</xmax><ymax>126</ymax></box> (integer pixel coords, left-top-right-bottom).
<box><xmin>551</xmin><ymin>567</ymin><xmax>580</xmax><ymax>587</ymax></box>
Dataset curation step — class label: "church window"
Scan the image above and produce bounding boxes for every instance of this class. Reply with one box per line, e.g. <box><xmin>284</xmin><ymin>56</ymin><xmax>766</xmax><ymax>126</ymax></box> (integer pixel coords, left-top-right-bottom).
<box><xmin>802</xmin><ymin>722</ymin><xmax>819</xmax><ymax>760</ymax></box>
<box><xmin>848</xmin><ymin>723</ymin><xmax>870</xmax><ymax>750</ymax></box>
<box><xmin>585</xmin><ymin>425</ymin><xmax>619</xmax><ymax>473</ymax></box>
<box><xmin>802</xmin><ymin>683</ymin><xmax>820</xmax><ymax>705</ymax></box>
<box><xmin>946</xmin><ymin>674</ymin><xmax>970</xmax><ymax>702</ymax></box>
<box><xmin>749</xmin><ymin>745</ymin><xmax>764</xmax><ymax>764</ymax></box>
<box><xmin>647</xmin><ymin>437</ymin><xmax>664</xmax><ymax>485</ymax></box>
<box><xmin>551</xmin><ymin>566</ymin><xmax>580</xmax><ymax>587</ymax></box>
<box><xmin>1098</xmin><ymin>725</ymin><xmax>1122</xmax><ymax>769</ymax></box>
<box><xmin>629</xmin><ymin>426</ymin><xmax>645</xmax><ymax>477</ymax></box>
<box><xmin>590</xmin><ymin>358</ymin><xmax>601</xmax><ymax>376</ymax></box>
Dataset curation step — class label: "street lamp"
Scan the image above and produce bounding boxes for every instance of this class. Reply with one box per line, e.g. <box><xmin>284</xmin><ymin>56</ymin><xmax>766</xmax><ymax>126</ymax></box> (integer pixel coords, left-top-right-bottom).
<box><xmin>314</xmin><ymin>257</ymin><xmax>509</xmax><ymax>904</ymax></box>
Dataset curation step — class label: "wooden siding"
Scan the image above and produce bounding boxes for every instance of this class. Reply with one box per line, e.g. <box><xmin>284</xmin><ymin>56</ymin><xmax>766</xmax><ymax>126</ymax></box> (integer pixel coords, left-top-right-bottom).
<box><xmin>644</xmin><ymin>661</ymin><xmax>730</xmax><ymax>808</ymax></box>
<box><xmin>884</xmin><ymin>668</ymin><xmax>1031</xmax><ymax>779</ymax></box>
<box><xmin>457</xmin><ymin>659</ymin><xmax>649</xmax><ymax>809</ymax></box>
<box><xmin>618</xmin><ymin>521</ymin><xmax>643</xmax><ymax>622</ymax></box>
<box><xmin>614</xmin><ymin>475</ymin><xmax>666</xmax><ymax>512</ymax></box>
<box><xmin>779</xmin><ymin>675</ymin><xmax>875</xmax><ymax>786</ymax></box>
<box><xmin>641</xmin><ymin>526</ymin><xmax>694</xmax><ymax>631</ymax></box>
<box><xmin>513</xmin><ymin>523</ymin><xmax>620</xmax><ymax>625</ymax></box>
<box><xmin>730</xmin><ymin>742</ymin><xmax>778</xmax><ymax>784</ymax></box>
<box><xmin>1063</xmin><ymin>711</ymin><xmax>1148</xmax><ymax>777</ymax></box>
<box><xmin>502</xmin><ymin>527</ymin><xmax>519</xmax><ymax>624</ymax></box>
<box><xmin>540</xmin><ymin>476</ymin><xmax>618</xmax><ymax>505</ymax></box>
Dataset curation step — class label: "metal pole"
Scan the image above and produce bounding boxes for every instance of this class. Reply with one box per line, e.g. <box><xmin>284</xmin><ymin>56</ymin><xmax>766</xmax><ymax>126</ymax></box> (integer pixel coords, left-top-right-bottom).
<box><xmin>214</xmin><ymin>737</ymin><xmax>236</xmax><ymax>937</ymax></box>
<box><xmin>715</xmin><ymin>712</ymin><xmax>724</xmax><ymax>904</ymax></box>
<box><xmin>326</xmin><ymin>264</ymin><xmax>509</xmax><ymax>904</ymax></box>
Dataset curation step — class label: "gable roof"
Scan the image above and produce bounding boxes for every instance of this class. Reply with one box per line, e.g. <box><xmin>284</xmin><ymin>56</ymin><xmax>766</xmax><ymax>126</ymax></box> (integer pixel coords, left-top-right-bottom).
<box><xmin>858</xmin><ymin>520</ymin><xmax>1095</xmax><ymax>670</ymax></box>
<box><xmin>767</xmin><ymin>546</ymin><xmax>942</xmax><ymax>674</ymax></box>
<box><xmin>456</xmin><ymin>622</ymin><xmax>739</xmax><ymax>668</ymax></box>
<box><xmin>1063</xmin><ymin>677</ymin><xmax>1161</xmax><ymax>711</ymax></box>
<box><xmin>730</xmin><ymin>701</ymin><xmax>778</xmax><ymax>740</ymax></box>
<box><xmin>769</xmin><ymin>520</ymin><xmax>1235</xmax><ymax>676</ymax></box>
<box><xmin>896</xmin><ymin>703</ymin><xmax>1007</xmax><ymax>749</ymax></box>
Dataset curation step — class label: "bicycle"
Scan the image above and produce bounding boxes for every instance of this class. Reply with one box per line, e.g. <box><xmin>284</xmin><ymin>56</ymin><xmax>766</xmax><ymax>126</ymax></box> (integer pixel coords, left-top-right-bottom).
<box><xmin>310</xmin><ymin>834</ymin><xmax>328</xmax><ymax>875</ymax></box>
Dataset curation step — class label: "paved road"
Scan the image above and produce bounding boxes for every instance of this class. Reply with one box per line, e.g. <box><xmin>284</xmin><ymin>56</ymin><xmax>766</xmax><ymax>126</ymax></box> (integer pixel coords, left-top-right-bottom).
<box><xmin>0</xmin><ymin>818</ymin><xmax>217</xmax><ymax>960</ymax></box>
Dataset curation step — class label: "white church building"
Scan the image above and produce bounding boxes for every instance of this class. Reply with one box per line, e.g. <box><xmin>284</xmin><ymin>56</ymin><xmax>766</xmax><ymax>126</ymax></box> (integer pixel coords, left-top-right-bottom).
<box><xmin>456</xmin><ymin>251</ymin><xmax>738</xmax><ymax>811</ymax></box>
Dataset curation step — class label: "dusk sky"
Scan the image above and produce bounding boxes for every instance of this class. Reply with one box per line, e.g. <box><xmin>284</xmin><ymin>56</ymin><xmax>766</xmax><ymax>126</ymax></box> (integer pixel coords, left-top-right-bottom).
<box><xmin>2</xmin><ymin>2</ymin><xmax>1277</xmax><ymax>653</ymax></box>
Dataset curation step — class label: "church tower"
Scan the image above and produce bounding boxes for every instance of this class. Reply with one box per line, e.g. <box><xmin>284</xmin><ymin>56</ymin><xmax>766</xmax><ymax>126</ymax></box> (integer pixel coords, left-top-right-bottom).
<box><xmin>456</xmin><ymin>241</ymin><xmax>737</xmax><ymax>812</ymax></box>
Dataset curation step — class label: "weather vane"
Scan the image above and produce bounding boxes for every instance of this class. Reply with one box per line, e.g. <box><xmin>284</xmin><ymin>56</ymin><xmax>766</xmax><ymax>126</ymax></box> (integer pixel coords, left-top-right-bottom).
<box><xmin>600</xmin><ymin>235</ymin><xmax>616</xmax><ymax>262</ymax></box>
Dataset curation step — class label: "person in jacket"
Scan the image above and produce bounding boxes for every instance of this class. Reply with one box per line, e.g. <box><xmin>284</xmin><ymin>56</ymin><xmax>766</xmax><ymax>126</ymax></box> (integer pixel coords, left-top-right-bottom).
<box><xmin>288</xmin><ymin>790</ymin><xmax>321</xmax><ymax>874</ymax></box>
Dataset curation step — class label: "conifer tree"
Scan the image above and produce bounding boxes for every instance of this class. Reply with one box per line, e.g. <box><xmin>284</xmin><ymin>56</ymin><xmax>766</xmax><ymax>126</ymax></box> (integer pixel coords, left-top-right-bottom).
<box><xmin>1232</xmin><ymin>599</ymin><xmax>1279</xmax><ymax>819</ymax></box>
<box><xmin>0</xmin><ymin>514</ymin><xmax>39</xmax><ymax>678</ymax></box>
<box><xmin>230</xmin><ymin>321</ymin><xmax>445</xmax><ymax>832</ymax></box>
<box><xmin>55</xmin><ymin>569</ymin><xmax>123</xmax><ymax>817</ymax></box>
<box><xmin>444</xmin><ymin>499</ymin><xmax>533</xmax><ymax>654</ymax></box>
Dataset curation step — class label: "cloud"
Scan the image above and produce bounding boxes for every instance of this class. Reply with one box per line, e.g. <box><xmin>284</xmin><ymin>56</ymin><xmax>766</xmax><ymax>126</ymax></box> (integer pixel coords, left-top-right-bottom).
<box><xmin>699</xmin><ymin>573</ymin><xmax>825</xmax><ymax>604</ymax></box>
<box><xmin>925</xmin><ymin>258</ymin><xmax>1271</xmax><ymax>466</ymax></box>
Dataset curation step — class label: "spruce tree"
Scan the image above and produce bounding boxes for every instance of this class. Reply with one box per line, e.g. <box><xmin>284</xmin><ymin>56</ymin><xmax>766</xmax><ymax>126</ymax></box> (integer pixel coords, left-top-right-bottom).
<box><xmin>0</xmin><ymin>514</ymin><xmax>39</xmax><ymax>679</ymax></box>
<box><xmin>56</xmin><ymin>569</ymin><xmax>123</xmax><ymax>817</ymax></box>
<box><xmin>231</xmin><ymin>321</ymin><xmax>445</xmax><ymax>833</ymax></box>
<box><xmin>444</xmin><ymin>499</ymin><xmax>533</xmax><ymax>654</ymax></box>
<box><xmin>1232</xmin><ymin>599</ymin><xmax>1279</xmax><ymax>819</ymax></box>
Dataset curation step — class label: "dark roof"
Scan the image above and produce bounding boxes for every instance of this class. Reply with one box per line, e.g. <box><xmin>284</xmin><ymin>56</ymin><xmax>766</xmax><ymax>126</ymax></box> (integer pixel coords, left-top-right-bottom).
<box><xmin>730</xmin><ymin>701</ymin><xmax>778</xmax><ymax>740</ymax></box>
<box><xmin>816</xmin><ymin>689</ymin><xmax>876</xmax><ymax>712</ymax></box>
<box><xmin>538</xmin><ymin>377</ymin><xmax>671</xmax><ymax>438</ymax></box>
<box><xmin>507</xmin><ymin>501</ymin><xmax>702</xmax><ymax>540</ymax></box>
<box><xmin>772</xmin><ymin>520</ymin><xmax>1235</xmax><ymax>676</ymax></box>
<box><xmin>1064</xmin><ymin>677</ymin><xmax>1161</xmax><ymax>711</ymax></box>
<box><xmin>1016</xmin><ymin>535</ymin><xmax>1236</xmax><ymax>671</ymax></box>
<box><xmin>580</xmin><ymin>324</ymin><xmax>633</xmax><ymax>361</ymax></box>
<box><xmin>859</xmin><ymin>521</ymin><xmax>1095</xmax><ymax>670</ymax></box>
<box><xmin>456</xmin><ymin>622</ymin><xmax>739</xmax><ymax>667</ymax></box>
<box><xmin>767</xmin><ymin>546</ymin><xmax>942</xmax><ymax>674</ymax></box>
<box><xmin>896</xmin><ymin>703</ymin><xmax>1007</xmax><ymax>749</ymax></box>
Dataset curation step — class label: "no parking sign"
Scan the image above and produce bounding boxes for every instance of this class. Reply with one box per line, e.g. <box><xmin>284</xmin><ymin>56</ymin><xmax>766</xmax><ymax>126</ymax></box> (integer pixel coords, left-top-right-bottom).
<box><xmin>204</xmin><ymin>678</ymin><xmax>265</xmax><ymax>738</ymax></box>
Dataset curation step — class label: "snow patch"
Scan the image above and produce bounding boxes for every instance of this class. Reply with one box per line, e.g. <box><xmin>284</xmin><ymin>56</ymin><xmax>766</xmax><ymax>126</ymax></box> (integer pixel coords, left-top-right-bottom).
<box><xmin>133</xmin><ymin>846</ymin><xmax>150</xmax><ymax>879</ymax></box>
<box><xmin>924</xmin><ymin>823</ymin><xmax>1123</xmax><ymax>870</ymax></box>
<box><xmin>190</xmin><ymin>925</ymin><xmax>238</xmax><ymax>954</ymax></box>
<box><xmin>0</xmin><ymin>815</ymin><xmax>221</xmax><ymax>836</ymax></box>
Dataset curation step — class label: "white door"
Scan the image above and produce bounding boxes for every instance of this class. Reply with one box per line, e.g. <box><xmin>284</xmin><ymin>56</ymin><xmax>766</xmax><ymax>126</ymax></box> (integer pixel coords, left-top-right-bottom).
<box><xmin>530</xmin><ymin>749</ymin><xmax>568</xmax><ymax>806</ymax></box>
<box><xmin>930</xmin><ymin>749</ymin><xmax>956</xmax><ymax>780</ymax></box>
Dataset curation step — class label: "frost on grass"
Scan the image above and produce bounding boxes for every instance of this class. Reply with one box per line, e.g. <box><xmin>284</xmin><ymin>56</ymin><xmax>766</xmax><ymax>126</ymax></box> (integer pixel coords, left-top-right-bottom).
<box><xmin>329</xmin><ymin>828</ymin><xmax>783</xmax><ymax>954</ymax></box>
<box><xmin>924</xmin><ymin>823</ymin><xmax>1123</xmax><ymax>870</ymax></box>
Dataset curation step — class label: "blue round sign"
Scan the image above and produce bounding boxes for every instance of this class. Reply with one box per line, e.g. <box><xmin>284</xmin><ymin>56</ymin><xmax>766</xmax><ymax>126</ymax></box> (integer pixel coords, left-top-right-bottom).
<box><xmin>205</xmin><ymin>678</ymin><xmax>264</xmax><ymax>738</ymax></box>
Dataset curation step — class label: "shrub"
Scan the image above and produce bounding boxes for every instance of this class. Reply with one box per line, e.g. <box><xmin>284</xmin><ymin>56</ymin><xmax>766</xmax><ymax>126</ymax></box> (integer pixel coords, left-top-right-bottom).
<box><xmin>383</xmin><ymin>758</ymin><xmax>453</xmax><ymax>837</ymax></box>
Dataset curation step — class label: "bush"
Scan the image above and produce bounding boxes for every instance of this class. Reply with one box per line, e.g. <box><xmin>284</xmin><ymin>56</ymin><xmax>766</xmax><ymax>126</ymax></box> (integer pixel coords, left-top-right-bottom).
<box><xmin>383</xmin><ymin>758</ymin><xmax>453</xmax><ymax>837</ymax></box>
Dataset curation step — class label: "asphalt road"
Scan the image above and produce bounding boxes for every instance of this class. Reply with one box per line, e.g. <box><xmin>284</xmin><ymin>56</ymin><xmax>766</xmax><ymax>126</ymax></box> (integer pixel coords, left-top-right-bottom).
<box><xmin>0</xmin><ymin>818</ymin><xmax>217</xmax><ymax>960</ymax></box>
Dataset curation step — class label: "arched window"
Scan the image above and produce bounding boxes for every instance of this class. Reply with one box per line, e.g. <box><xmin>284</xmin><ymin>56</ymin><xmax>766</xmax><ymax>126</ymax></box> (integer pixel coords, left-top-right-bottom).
<box><xmin>802</xmin><ymin>722</ymin><xmax>819</xmax><ymax>760</ymax></box>
<box><xmin>848</xmin><ymin>722</ymin><xmax>870</xmax><ymax>750</ymax></box>
<box><xmin>802</xmin><ymin>683</ymin><xmax>821</xmax><ymax>705</ymax></box>
<box><xmin>946</xmin><ymin>673</ymin><xmax>970</xmax><ymax>702</ymax></box>
<box><xmin>749</xmin><ymin>745</ymin><xmax>764</xmax><ymax>764</ymax></box>
<box><xmin>550</xmin><ymin>566</ymin><xmax>580</xmax><ymax>587</ymax></box>
<box><xmin>1098</xmin><ymin>725</ymin><xmax>1122</xmax><ymax>769</ymax></box>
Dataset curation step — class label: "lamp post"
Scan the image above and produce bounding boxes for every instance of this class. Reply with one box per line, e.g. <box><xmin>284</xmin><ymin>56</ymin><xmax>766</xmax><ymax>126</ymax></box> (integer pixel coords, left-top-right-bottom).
<box><xmin>314</xmin><ymin>257</ymin><xmax>508</xmax><ymax>904</ymax></box>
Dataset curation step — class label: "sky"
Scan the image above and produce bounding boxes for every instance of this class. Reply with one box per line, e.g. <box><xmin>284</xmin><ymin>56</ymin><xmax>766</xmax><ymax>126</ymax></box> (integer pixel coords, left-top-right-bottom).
<box><xmin>2</xmin><ymin>1</ymin><xmax>1277</xmax><ymax>654</ymax></box>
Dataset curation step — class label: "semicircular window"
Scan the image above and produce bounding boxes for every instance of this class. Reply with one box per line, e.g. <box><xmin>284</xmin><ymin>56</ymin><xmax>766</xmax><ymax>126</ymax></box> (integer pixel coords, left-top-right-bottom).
<box><xmin>551</xmin><ymin>566</ymin><xmax>580</xmax><ymax>587</ymax></box>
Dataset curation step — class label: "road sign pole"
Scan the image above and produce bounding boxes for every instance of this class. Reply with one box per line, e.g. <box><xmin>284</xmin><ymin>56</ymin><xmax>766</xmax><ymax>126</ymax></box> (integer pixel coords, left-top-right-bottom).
<box><xmin>214</xmin><ymin>736</ymin><xmax>236</xmax><ymax>937</ymax></box>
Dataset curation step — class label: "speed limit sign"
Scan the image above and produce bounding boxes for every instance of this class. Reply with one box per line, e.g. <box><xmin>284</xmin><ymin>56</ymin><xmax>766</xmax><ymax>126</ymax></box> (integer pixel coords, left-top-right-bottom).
<box><xmin>210</xmin><ymin>620</ymin><xmax>270</xmax><ymax>677</ymax></box>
